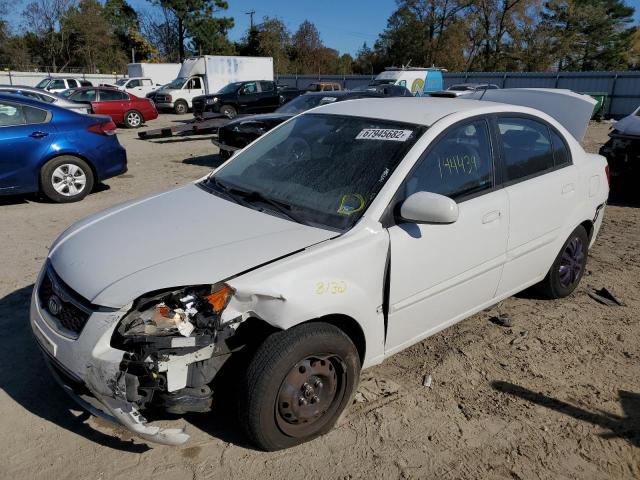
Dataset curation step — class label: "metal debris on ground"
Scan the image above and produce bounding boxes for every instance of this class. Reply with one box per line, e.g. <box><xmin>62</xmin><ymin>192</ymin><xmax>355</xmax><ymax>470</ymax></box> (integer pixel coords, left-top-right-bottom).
<box><xmin>490</xmin><ymin>313</ymin><xmax>513</xmax><ymax>328</ymax></box>
<box><xmin>588</xmin><ymin>287</ymin><xmax>624</xmax><ymax>307</ymax></box>
<box><xmin>422</xmin><ymin>374</ymin><xmax>433</xmax><ymax>388</ymax></box>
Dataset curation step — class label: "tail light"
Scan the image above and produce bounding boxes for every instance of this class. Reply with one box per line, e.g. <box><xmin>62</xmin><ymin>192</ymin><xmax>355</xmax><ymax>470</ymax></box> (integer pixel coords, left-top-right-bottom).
<box><xmin>605</xmin><ymin>164</ymin><xmax>610</xmax><ymax>187</ymax></box>
<box><xmin>88</xmin><ymin>121</ymin><xmax>117</xmax><ymax>136</ymax></box>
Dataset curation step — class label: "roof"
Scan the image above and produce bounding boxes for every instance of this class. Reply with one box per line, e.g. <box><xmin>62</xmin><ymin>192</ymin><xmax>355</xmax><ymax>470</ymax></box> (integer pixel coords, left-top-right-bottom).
<box><xmin>312</xmin><ymin>97</ymin><xmax>492</xmax><ymax>126</ymax></box>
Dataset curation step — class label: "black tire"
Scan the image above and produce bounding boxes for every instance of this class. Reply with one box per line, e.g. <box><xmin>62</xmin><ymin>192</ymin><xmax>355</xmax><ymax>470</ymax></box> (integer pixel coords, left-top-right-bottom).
<box><xmin>220</xmin><ymin>105</ymin><xmax>237</xmax><ymax>118</ymax></box>
<box><xmin>174</xmin><ymin>100</ymin><xmax>188</xmax><ymax>115</ymax></box>
<box><xmin>537</xmin><ymin>225</ymin><xmax>589</xmax><ymax>299</ymax></box>
<box><xmin>124</xmin><ymin>110</ymin><xmax>143</xmax><ymax>128</ymax></box>
<box><xmin>218</xmin><ymin>149</ymin><xmax>232</xmax><ymax>160</ymax></box>
<box><xmin>40</xmin><ymin>156</ymin><xmax>94</xmax><ymax>203</ymax></box>
<box><xmin>239</xmin><ymin>322</ymin><xmax>361</xmax><ymax>451</ymax></box>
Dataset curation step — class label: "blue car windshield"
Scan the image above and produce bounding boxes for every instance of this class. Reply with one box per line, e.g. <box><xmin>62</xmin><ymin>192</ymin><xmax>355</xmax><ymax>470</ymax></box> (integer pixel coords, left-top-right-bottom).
<box><xmin>202</xmin><ymin>113</ymin><xmax>426</xmax><ymax>231</ymax></box>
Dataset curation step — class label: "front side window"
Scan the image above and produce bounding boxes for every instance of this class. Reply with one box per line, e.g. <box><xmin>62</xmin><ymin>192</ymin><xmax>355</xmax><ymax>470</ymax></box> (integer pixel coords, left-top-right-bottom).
<box><xmin>498</xmin><ymin>117</ymin><xmax>554</xmax><ymax>182</ymax></box>
<box><xmin>241</xmin><ymin>82</ymin><xmax>257</xmax><ymax>94</ymax></box>
<box><xmin>188</xmin><ymin>77</ymin><xmax>202</xmax><ymax>89</ymax></box>
<box><xmin>406</xmin><ymin>120</ymin><xmax>493</xmax><ymax>200</ymax></box>
<box><xmin>128</xmin><ymin>79</ymin><xmax>140</xmax><ymax>88</ymax></box>
<box><xmin>71</xmin><ymin>89</ymin><xmax>97</xmax><ymax>102</ymax></box>
<box><xmin>203</xmin><ymin>114</ymin><xmax>426</xmax><ymax>230</ymax></box>
<box><xmin>260</xmin><ymin>81</ymin><xmax>275</xmax><ymax>92</ymax></box>
<box><xmin>67</xmin><ymin>79</ymin><xmax>79</xmax><ymax>88</ymax></box>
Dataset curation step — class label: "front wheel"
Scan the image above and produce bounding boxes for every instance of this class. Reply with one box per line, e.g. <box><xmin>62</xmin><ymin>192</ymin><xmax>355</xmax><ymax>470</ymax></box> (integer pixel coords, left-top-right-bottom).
<box><xmin>537</xmin><ymin>225</ymin><xmax>589</xmax><ymax>298</ymax></box>
<box><xmin>40</xmin><ymin>156</ymin><xmax>94</xmax><ymax>203</ymax></box>
<box><xmin>239</xmin><ymin>322</ymin><xmax>361</xmax><ymax>451</ymax></box>
<box><xmin>219</xmin><ymin>105</ymin><xmax>237</xmax><ymax>118</ymax></box>
<box><xmin>174</xmin><ymin>100</ymin><xmax>188</xmax><ymax>115</ymax></box>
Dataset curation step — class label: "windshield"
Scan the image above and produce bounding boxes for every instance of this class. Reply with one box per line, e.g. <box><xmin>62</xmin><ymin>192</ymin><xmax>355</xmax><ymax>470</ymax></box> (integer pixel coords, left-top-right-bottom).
<box><xmin>115</xmin><ymin>79</ymin><xmax>128</xmax><ymax>86</ymax></box>
<box><xmin>60</xmin><ymin>89</ymin><xmax>75</xmax><ymax>97</ymax></box>
<box><xmin>202</xmin><ymin>113</ymin><xmax>425</xmax><ymax>231</ymax></box>
<box><xmin>217</xmin><ymin>82</ymin><xmax>243</xmax><ymax>94</ymax></box>
<box><xmin>165</xmin><ymin>77</ymin><xmax>187</xmax><ymax>89</ymax></box>
<box><xmin>276</xmin><ymin>94</ymin><xmax>340</xmax><ymax>114</ymax></box>
<box><xmin>448</xmin><ymin>85</ymin><xmax>474</xmax><ymax>91</ymax></box>
<box><xmin>35</xmin><ymin>79</ymin><xmax>50</xmax><ymax>89</ymax></box>
<box><xmin>369</xmin><ymin>79</ymin><xmax>396</xmax><ymax>86</ymax></box>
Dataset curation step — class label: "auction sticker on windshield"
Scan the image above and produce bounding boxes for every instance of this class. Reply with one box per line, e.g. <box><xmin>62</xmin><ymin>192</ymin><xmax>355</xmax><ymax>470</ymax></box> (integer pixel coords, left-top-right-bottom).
<box><xmin>356</xmin><ymin>128</ymin><xmax>413</xmax><ymax>141</ymax></box>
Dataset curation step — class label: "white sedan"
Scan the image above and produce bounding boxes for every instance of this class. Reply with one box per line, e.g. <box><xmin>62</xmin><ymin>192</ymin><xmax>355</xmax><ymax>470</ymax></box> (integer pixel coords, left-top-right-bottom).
<box><xmin>30</xmin><ymin>91</ymin><xmax>609</xmax><ymax>450</ymax></box>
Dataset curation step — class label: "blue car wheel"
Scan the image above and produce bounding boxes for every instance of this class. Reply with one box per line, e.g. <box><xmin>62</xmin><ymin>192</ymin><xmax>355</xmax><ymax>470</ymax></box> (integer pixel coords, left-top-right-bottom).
<box><xmin>40</xmin><ymin>155</ymin><xmax>95</xmax><ymax>203</ymax></box>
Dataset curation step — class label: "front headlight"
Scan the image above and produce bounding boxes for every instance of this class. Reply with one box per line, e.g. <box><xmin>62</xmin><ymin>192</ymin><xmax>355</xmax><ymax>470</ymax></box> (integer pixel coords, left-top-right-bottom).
<box><xmin>117</xmin><ymin>283</ymin><xmax>234</xmax><ymax>338</ymax></box>
<box><xmin>205</xmin><ymin>97</ymin><xmax>218</xmax><ymax>105</ymax></box>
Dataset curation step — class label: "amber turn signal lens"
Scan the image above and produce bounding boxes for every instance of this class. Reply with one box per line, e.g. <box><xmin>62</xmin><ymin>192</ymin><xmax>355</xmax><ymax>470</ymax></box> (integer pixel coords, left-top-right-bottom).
<box><xmin>205</xmin><ymin>285</ymin><xmax>233</xmax><ymax>313</ymax></box>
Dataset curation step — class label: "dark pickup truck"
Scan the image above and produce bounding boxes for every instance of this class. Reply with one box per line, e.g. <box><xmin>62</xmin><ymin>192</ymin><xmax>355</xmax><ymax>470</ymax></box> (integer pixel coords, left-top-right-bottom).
<box><xmin>192</xmin><ymin>80</ymin><xmax>302</xmax><ymax>119</ymax></box>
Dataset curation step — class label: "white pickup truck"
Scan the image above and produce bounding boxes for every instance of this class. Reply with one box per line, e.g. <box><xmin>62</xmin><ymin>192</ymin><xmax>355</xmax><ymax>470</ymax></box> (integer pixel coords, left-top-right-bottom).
<box><xmin>103</xmin><ymin>77</ymin><xmax>159</xmax><ymax>98</ymax></box>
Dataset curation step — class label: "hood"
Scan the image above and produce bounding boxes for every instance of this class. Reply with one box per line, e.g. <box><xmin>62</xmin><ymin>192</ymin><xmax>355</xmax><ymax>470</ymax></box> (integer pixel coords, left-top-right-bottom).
<box><xmin>466</xmin><ymin>88</ymin><xmax>596</xmax><ymax>141</ymax></box>
<box><xmin>48</xmin><ymin>184</ymin><xmax>335</xmax><ymax>308</ymax></box>
<box><xmin>613</xmin><ymin>109</ymin><xmax>640</xmax><ymax>137</ymax></box>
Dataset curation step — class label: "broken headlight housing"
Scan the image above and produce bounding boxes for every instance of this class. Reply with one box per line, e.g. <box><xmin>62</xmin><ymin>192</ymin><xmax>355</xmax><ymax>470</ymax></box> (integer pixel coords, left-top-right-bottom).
<box><xmin>118</xmin><ymin>283</ymin><xmax>234</xmax><ymax>338</ymax></box>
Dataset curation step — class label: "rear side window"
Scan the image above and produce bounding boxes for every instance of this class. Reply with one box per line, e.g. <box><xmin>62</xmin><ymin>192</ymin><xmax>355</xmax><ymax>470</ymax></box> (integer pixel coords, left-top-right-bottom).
<box><xmin>142</xmin><ymin>79</ymin><xmax>152</xmax><ymax>86</ymax></box>
<box><xmin>23</xmin><ymin>105</ymin><xmax>48</xmax><ymax>124</ymax></box>
<box><xmin>50</xmin><ymin>80</ymin><xmax>66</xmax><ymax>89</ymax></box>
<box><xmin>67</xmin><ymin>79</ymin><xmax>79</xmax><ymax>88</ymax></box>
<box><xmin>406</xmin><ymin>119</ymin><xmax>494</xmax><ymax>200</ymax></box>
<box><xmin>497</xmin><ymin>117</ymin><xmax>554</xmax><ymax>182</ymax></box>
<box><xmin>550</xmin><ymin>129</ymin><xmax>571</xmax><ymax>167</ymax></box>
<box><xmin>0</xmin><ymin>101</ymin><xmax>25</xmax><ymax>126</ymax></box>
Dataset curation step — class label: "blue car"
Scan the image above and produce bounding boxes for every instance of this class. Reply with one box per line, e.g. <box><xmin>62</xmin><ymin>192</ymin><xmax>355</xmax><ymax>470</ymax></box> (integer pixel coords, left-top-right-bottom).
<box><xmin>0</xmin><ymin>93</ymin><xmax>127</xmax><ymax>202</ymax></box>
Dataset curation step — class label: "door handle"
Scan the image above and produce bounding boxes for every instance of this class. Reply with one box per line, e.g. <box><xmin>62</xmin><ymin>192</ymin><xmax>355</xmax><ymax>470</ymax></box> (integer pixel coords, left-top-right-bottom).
<box><xmin>29</xmin><ymin>131</ymin><xmax>49</xmax><ymax>139</ymax></box>
<box><xmin>562</xmin><ymin>183</ymin><xmax>575</xmax><ymax>194</ymax></box>
<box><xmin>482</xmin><ymin>210</ymin><xmax>501</xmax><ymax>224</ymax></box>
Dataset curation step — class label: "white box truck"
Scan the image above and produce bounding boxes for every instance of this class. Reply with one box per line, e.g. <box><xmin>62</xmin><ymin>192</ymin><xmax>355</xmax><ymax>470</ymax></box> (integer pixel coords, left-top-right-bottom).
<box><xmin>153</xmin><ymin>56</ymin><xmax>274</xmax><ymax>114</ymax></box>
<box><xmin>127</xmin><ymin>63</ymin><xmax>182</xmax><ymax>86</ymax></box>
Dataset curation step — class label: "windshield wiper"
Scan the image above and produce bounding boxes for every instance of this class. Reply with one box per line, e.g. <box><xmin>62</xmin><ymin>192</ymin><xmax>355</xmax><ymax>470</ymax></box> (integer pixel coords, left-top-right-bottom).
<box><xmin>209</xmin><ymin>177</ymin><xmax>308</xmax><ymax>225</ymax></box>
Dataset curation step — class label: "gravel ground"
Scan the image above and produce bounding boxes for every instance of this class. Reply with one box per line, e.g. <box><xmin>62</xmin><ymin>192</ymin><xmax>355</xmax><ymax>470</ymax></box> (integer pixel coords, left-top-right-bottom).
<box><xmin>0</xmin><ymin>117</ymin><xmax>638</xmax><ymax>480</ymax></box>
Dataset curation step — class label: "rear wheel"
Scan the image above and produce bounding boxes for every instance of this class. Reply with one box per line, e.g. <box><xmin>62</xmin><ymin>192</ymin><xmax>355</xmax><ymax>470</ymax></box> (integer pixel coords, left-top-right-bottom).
<box><xmin>537</xmin><ymin>225</ymin><xmax>589</xmax><ymax>298</ymax></box>
<box><xmin>40</xmin><ymin>156</ymin><xmax>94</xmax><ymax>203</ymax></box>
<box><xmin>174</xmin><ymin>100</ymin><xmax>188</xmax><ymax>115</ymax></box>
<box><xmin>239</xmin><ymin>322</ymin><xmax>360</xmax><ymax>451</ymax></box>
<box><xmin>124</xmin><ymin>110</ymin><xmax>143</xmax><ymax>128</ymax></box>
<box><xmin>220</xmin><ymin>105</ymin><xmax>237</xmax><ymax>118</ymax></box>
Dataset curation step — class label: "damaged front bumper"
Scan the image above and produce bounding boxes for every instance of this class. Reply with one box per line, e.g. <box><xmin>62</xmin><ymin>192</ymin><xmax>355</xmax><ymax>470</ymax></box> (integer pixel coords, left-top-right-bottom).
<box><xmin>29</xmin><ymin>275</ymin><xmax>238</xmax><ymax>446</ymax></box>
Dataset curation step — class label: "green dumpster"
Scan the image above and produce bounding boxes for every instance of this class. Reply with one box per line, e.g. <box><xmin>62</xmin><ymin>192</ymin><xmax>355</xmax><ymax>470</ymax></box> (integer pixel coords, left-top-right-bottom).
<box><xmin>584</xmin><ymin>92</ymin><xmax>608</xmax><ymax>120</ymax></box>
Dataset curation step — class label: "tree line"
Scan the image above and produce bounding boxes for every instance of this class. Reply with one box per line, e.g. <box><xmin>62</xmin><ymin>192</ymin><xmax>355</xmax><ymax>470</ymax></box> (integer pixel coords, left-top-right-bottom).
<box><xmin>0</xmin><ymin>0</ymin><xmax>637</xmax><ymax>74</ymax></box>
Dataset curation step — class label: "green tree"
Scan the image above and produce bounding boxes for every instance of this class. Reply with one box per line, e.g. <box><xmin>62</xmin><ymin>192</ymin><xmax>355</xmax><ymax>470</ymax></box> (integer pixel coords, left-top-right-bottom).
<box><xmin>105</xmin><ymin>0</ymin><xmax>156</xmax><ymax>62</ymax></box>
<box><xmin>543</xmin><ymin>0</ymin><xmax>636</xmax><ymax>71</ymax></box>
<box><xmin>152</xmin><ymin>0</ymin><xmax>233</xmax><ymax>61</ymax></box>
<box><xmin>239</xmin><ymin>17</ymin><xmax>292</xmax><ymax>73</ymax></box>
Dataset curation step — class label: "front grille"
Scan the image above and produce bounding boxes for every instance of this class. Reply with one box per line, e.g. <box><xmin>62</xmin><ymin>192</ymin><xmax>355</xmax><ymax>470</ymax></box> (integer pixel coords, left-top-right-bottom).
<box><xmin>38</xmin><ymin>267</ymin><xmax>92</xmax><ymax>336</ymax></box>
<box><xmin>155</xmin><ymin>94</ymin><xmax>170</xmax><ymax>103</ymax></box>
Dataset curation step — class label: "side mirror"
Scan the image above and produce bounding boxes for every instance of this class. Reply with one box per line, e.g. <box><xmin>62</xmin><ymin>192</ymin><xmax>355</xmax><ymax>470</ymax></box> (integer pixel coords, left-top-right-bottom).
<box><xmin>399</xmin><ymin>191</ymin><xmax>458</xmax><ymax>224</ymax></box>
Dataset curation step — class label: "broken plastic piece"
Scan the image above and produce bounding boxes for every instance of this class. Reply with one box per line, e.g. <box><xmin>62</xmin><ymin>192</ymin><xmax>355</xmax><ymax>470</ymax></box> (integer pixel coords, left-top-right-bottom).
<box><xmin>423</xmin><ymin>374</ymin><xmax>433</xmax><ymax>388</ymax></box>
<box><xmin>588</xmin><ymin>288</ymin><xmax>624</xmax><ymax>307</ymax></box>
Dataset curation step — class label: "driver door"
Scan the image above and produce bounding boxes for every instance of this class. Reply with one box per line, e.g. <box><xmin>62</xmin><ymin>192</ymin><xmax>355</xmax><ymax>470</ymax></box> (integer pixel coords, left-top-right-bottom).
<box><xmin>385</xmin><ymin>118</ymin><xmax>509</xmax><ymax>354</ymax></box>
<box><xmin>238</xmin><ymin>82</ymin><xmax>260</xmax><ymax>112</ymax></box>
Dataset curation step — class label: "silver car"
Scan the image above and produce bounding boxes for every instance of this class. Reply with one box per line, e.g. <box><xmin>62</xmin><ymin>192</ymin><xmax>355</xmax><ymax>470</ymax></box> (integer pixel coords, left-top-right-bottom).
<box><xmin>0</xmin><ymin>86</ymin><xmax>90</xmax><ymax>114</ymax></box>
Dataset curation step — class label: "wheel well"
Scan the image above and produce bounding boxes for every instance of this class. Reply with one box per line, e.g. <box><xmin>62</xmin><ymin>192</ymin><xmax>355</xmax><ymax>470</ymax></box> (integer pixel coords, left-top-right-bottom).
<box><xmin>307</xmin><ymin>314</ymin><xmax>366</xmax><ymax>366</ymax></box>
<box><xmin>579</xmin><ymin>219</ymin><xmax>594</xmax><ymax>241</ymax></box>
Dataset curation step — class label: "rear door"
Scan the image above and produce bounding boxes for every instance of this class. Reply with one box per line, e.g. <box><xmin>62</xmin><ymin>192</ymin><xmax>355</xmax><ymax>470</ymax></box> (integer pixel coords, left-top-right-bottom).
<box><xmin>258</xmin><ymin>81</ymin><xmax>279</xmax><ymax>111</ymax></box>
<box><xmin>0</xmin><ymin>100</ymin><xmax>54</xmax><ymax>193</ymax></box>
<box><xmin>237</xmin><ymin>82</ymin><xmax>260</xmax><ymax>112</ymax></box>
<box><xmin>493</xmin><ymin>115</ymin><xmax>577</xmax><ymax>297</ymax></box>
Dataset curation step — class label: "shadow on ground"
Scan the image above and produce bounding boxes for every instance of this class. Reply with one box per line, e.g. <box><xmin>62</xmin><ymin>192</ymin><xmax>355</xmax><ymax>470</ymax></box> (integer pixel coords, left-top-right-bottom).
<box><xmin>181</xmin><ymin>154</ymin><xmax>227</xmax><ymax>169</ymax></box>
<box><xmin>492</xmin><ymin>381</ymin><xmax>640</xmax><ymax>447</ymax></box>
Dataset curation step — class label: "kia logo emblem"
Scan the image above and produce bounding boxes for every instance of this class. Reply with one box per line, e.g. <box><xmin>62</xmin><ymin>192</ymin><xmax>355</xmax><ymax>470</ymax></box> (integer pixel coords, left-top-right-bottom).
<box><xmin>48</xmin><ymin>295</ymin><xmax>62</xmax><ymax>316</ymax></box>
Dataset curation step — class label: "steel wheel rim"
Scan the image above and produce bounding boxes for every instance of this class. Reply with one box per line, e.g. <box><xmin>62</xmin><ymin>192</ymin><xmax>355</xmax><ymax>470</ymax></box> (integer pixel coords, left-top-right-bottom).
<box><xmin>51</xmin><ymin>164</ymin><xmax>86</xmax><ymax>197</ymax></box>
<box><xmin>221</xmin><ymin>107</ymin><xmax>235</xmax><ymax>118</ymax></box>
<box><xmin>275</xmin><ymin>354</ymin><xmax>346</xmax><ymax>437</ymax></box>
<box><xmin>127</xmin><ymin>112</ymin><xmax>141</xmax><ymax>126</ymax></box>
<box><xmin>559</xmin><ymin>237</ymin><xmax>584</xmax><ymax>288</ymax></box>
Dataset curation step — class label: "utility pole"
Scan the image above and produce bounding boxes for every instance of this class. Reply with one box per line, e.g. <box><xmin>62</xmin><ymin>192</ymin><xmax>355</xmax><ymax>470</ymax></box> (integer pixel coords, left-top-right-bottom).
<box><xmin>246</xmin><ymin>10</ymin><xmax>256</xmax><ymax>29</ymax></box>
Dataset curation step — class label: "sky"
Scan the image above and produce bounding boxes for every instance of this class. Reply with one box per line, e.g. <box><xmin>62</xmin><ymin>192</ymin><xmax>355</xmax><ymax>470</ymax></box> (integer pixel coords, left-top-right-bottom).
<box><xmin>4</xmin><ymin>0</ymin><xmax>640</xmax><ymax>56</ymax></box>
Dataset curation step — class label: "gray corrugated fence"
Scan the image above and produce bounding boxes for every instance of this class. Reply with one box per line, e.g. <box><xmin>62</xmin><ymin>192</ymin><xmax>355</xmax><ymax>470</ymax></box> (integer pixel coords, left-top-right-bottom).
<box><xmin>276</xmin><ymin>71</ymin><xmax>640</xmax><ymax>118</ymax></box>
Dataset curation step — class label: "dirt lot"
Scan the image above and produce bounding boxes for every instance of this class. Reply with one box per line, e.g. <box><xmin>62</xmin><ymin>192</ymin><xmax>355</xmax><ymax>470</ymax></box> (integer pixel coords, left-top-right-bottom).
<box><xmin>0</xmin><ymin>117</ymin><xmax>638</xmax><ymax>479</ymax></box>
